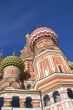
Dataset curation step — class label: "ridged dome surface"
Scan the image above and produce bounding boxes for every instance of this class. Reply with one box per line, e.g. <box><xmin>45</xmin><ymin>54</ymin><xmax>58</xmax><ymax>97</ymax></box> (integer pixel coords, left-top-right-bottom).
<box><xmin>0</xmin><ymin>56</ymin><xmax>24</xmax><ymax>72</ymax></box>
<box><xmin>30</xmin><ymin>27</ymin><xmax>58</xmax><ymax>46</ymax></box>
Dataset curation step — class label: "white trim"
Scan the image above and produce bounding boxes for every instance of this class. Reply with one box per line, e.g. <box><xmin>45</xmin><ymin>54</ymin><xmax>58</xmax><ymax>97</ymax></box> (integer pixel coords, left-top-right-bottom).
<box><xmin>60</xmin><ymin>56</ymin><xmax>70</xmax><ymax>71</ymax></box>
<box><xmin>48</xmin><ymin>56</ymin><xmax>55</xmax><ymax>72</ymax></box>
<box><xmin>36</xmin><ymin>61</ymin><xmax>41</xmax><ymax>79</ymax></box>
<box><xmin>34</xmin><ymin>49</ymin><xmax>62</xmax><ymax>59</ymax></box>
<box><xmin>44</xmin><ymin>69</ymin><xmax>49</xmax><ymax>77</ymax></box>
<box><xmin>35</xmin><ymin>73</ymin><xmax>73</xmax><ymax>87</ymax></box>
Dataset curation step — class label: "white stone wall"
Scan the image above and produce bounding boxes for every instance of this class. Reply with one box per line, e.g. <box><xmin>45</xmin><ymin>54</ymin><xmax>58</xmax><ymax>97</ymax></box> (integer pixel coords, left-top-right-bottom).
<box><xmin>2</xmin><ymin>107</ymin><xmax>42</xmax><ymax>110</ymax></box>
<box><xmin>42</xmin><ymin>87</ymin><xmax>73</xmax><ymax>110</ymax></box>
<box><xmin>0</xmin><ymin>92</ymin><xmax>40</xmax><ymax>99</ymax></box>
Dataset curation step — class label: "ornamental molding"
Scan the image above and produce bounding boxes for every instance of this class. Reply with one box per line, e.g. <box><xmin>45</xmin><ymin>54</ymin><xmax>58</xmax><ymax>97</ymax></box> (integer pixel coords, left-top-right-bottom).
<box><xmin>0</xmin><ymin>92</ymin><xmax>40</xmax><ymax>99</ymax></box>
<box><xmin>34</xmin><ymin>48</ymin><xmax>62</xmax><ymax>60</ymax></box>
<box><xmin>34</xmin><ymin>73</ymin><xmax>73</xmax><ymax>90</ymax></box>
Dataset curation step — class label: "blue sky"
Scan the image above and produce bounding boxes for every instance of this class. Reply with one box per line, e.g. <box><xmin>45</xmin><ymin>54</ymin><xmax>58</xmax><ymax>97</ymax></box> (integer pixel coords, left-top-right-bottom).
<box><xmin>0</xmin><ymin>0</ymin><xmax>73</xmax><ymax>61</ymax></box>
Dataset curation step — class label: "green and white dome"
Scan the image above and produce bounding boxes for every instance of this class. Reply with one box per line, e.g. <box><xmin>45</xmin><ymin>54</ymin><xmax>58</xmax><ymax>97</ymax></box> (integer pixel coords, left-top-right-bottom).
<box><xmin>0</xmin><ymin>56</ymin><xmax>24</xmax><ymax>72</ymax></box>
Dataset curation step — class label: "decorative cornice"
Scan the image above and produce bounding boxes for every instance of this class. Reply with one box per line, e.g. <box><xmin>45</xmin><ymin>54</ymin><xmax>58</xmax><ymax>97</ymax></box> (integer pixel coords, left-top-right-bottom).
<box><xmin>34</xmin><ymin>73</ymin><xmax>73</xmax><ymax>92</ymax></box>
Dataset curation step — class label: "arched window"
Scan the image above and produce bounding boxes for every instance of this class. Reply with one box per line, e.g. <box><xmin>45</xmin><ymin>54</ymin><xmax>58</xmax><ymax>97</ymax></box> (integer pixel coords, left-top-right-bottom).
<box><xmin>12</xmin><ymin>96</ymin><xmax>20</xmax><ymax>107</ymax></box>
<box><xmin>27</xmin><ymin>84</ymin><xmax>32</xmax><ymax>90</ymax></box>
<box><xmin>0</xmin><ymin>97</ymin><xmax>4</xmax><ymax>109</ymax></box>
<box><xmin>53</xmin><ymin>91</ymin><xmax>61</xmax><ymax>103</ymax></box>
<box><xmin>25</xmin><ymin>97</ymin><xmax>33</xmax><ymax>108</ymax></box>
<box><xmin>43</xmin><ymin>95</ymin><xmax>50</xmax><ymax>107</ymax></box>
<box><xmin>67</xmin><ymin>88</ymin><xmax>73</xmax><ymax>99</ymax></box>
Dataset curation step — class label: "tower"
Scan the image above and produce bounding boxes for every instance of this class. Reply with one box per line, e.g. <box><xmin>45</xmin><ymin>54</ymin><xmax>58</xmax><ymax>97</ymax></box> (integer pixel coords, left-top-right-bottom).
<box><xmin>29</xmin><ymin>27</ymin><xmax>73</xmax><ymax>110</ymax></box>
<box><xmin>0</xmin><ymin>26</ymin><xmax>73</xmax><ymax>110</ymax></box>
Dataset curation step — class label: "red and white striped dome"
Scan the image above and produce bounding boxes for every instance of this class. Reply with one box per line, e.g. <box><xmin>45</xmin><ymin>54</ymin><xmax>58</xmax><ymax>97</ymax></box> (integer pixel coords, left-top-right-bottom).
<box><xmin>29</xmin><ymin>27</ymin><xmax>58</xmax><ymax>46</ymax></box>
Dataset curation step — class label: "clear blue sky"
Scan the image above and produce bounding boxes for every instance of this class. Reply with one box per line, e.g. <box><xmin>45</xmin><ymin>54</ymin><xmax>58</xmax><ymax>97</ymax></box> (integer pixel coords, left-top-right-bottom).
<box><xmin>0</xmin><ymin>0</ymin><xmax>73</xmax><ymax>61</ymax></box>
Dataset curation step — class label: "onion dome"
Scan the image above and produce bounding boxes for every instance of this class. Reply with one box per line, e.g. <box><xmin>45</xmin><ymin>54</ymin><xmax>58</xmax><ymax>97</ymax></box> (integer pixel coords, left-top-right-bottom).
<box><xmin>0</xmin><ymin>56</ymin><xmax>24</xmax><ymax>72</ymax></box>
<box><xmin>29</xmin><ymin>27</ymin><xmax>58</xmax><ymax>47</ymax></box>
<box><xmin>69</xmin><ymin>62</ymin><xmax>73</xmax><ymax>70</ymax></box>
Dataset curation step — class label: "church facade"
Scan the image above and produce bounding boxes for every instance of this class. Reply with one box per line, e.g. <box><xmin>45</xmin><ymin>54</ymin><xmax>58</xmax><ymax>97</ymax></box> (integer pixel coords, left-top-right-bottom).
<box><xmin>0</xmin><ymin>27</ymin><xmax>73</xmax><ymax>110</ymax></box>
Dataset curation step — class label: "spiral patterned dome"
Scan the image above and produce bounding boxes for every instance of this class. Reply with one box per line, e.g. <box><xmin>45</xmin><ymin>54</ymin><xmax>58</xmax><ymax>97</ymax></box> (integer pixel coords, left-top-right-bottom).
<box><xmin>0</xmin><ymin>56</ymin><xmax>24</xmax><ymax>72</ymax></box>
<box><xmin>29</xmin><ymin>27</ymin><xmax>58</xmax><ymax>46</ymax></box>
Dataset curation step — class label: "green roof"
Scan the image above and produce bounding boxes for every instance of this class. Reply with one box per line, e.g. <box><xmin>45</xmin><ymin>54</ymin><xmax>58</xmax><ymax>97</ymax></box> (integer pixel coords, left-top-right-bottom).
<box><xmin>0</xmin><ymin>56</ymin><xmax>24</xmax><ymax>72</ymax></box>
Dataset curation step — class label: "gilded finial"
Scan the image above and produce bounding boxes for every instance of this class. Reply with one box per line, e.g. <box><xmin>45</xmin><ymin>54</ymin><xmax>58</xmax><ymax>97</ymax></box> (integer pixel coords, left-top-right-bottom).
<box><xmin>25</xmin><ymin>34</ymin><xmax>31</xmax><ymax>46</ymax></box>
<box><xmin>25</xmin><ymin>34</ymin><xmax>30</xmax><ymax>39</ymax></box>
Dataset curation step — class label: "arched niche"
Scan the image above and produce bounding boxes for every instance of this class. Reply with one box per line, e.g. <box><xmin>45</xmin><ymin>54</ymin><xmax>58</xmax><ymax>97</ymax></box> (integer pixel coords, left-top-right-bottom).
<box><xmin>25</xmin><ymin>97</ymin><xmax>33</xmax><ymax>108</ymax></box>
<box><xmin>11</xmin><ymin>96</ymin><xmax>20</xmax><ymax>107</ymax></box>
<box><xmin>52</xmin><ymin>91</ymin><xmax>61</xmax><ymax>103</ymax></box>
<box><xmin>43</xmin><ymin>95</ymin><xmax>51</xmax><ymax>106</ymax></box>
<box><xmin>67</xmin><ymin>88</ymin><xmax>73</xmax><ymax>99</ymax></box>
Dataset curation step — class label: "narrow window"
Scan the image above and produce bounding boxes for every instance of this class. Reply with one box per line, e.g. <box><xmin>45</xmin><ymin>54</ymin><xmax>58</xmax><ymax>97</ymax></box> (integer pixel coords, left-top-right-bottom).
<box><xmin>43</xmin><ymin>95</ymin><xmax>50</xmax><ymax>107</ymax></box>
<box><xmin>0</xmin><ymin>97</ymin><xmax>4</xmax><ymax>109</ymax></box>
<box><xmin>53</xmin><ymin>91</ymin><xmax>61</xmax><ymax>103</ymax></box>
<box><xmin>12</xmin><ymin>96</ymin><xmax>20</xmax><ymax>107</ymax></box>
<box><xmin>67</xmin><ymin>88</ymin><xmax>73</xmax><ymax>99</ymax></box>
<box><xmin>58</xmin><ymin>65</ymin><xmax>63</xmax><ymax>73</ymax></box>
<box><xmin>25</xmin><ymin>97</ymin><xmax>33</xmax><ymax>108</ymax></box>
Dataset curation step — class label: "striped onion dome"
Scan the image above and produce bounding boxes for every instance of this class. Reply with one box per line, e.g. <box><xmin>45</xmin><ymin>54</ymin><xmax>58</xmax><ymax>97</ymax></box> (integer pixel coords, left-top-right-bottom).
<box><xmin>0</xmin><ymin>56</ymin><xmax>24</xmax><ymax>72</ymax></box>
<box><xmin>29</xmin><ymin>27</ymin><xmax>58</xmax><ymax>47</ymax></box>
